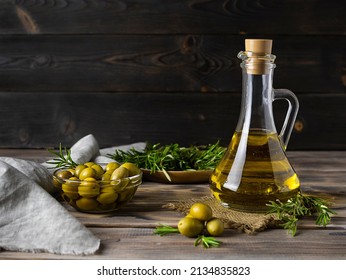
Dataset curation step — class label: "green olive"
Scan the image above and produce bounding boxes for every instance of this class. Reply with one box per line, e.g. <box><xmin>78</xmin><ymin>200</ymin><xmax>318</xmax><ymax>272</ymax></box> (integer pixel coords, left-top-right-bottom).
<box><xmin>189</xmin><ymin>203</ymin><xmax>213</xmax><ymax>221</ymax></box>
<box><xmin>75</xmin><ymin>164</ymin><xmax>87</xmax><ymax>178</ymax></box>
<box><xmin>53</xmin><ymin>177</ymin><xmax>62</xmax><ymax>190</ymax></box>
<box><xmin>121</xmin><ymin>162</ymin><xmax>140</xmax><ymax>176</ymax></box>
<box><xmin>101</xmin><ymin>172</ymin><xmax>111</xmax><ymax>181</ymax></box>
<box><xmin>80</xmin><ymin>177</ymin><xmax>98</xmax><ymax>187</ymax></box>
<box><xmin>67</xmin><ymin>168</ymin><xmax>76</xmax><ymax>176</ymax></box>
<box><xmin>76</xmin><ymin>198</ymin><xmax>98</xmax><ymax>211</ymax></box>
<box><xmin>177</xmin><ymin>217</ymin><xmax>204</xmax><ymax>238</ymax></box>
<box><xmin>105</xmin><ymin>162</ymin><xmax>120</xmax><ymax>173</ymax></box>
<box><xmin>110</xmin><ymin>166</ymin><xmax>129</xmax><ymax>180</ymax></box>
<box><xmin>62</xmin><ymin>182</ymin><xmax>80</xmax><ymax>199</ymax></box>
<box><xmin>118</xmin><ymin>187</ymin><xmax>136</xmax><ymax>202</ymax></box>
<box><xmin>65</xmin><ymin>176</ymin><xmax>80</xmax><ymax>186</ymax></box>
<box><xmin>101</xmin><ymin>185</ymin><xmax>116</xmax><ymax>193</ymax></box>
<box><xmin>206</xmin><ymin>218</ymin><xmax>224</xmax><ymax>236</ymax></box>
<box><xmin>78</xmin><ymin>178</ymin><xmax>100</xmax><ymax>198</ymax></box>
<box><xmin>111</xmin><ymin>178</ymin><xmax>130</xmax><ymax>191</ymax></box>
<box><xmin>91</xmin><ymin>164</ymin><xmax>104</xmax><ymax>179</ymax></box>
<box><xmin>55</xmin><ymin>161</ymin><xmax>142</xmax><ymax>213</ymax></box>
<box><xmin>56</xmin><ymin>170</ymin><xmax>73</xmax><ymax>180</ymax></box>
<box><xmin>79</xmin><ymin>167</ymin><xmax>97</xmax><ymax>180</ymax></box>
<box><xmin>78</xmin><ymin>186</ymin><xmax>100</xmax><ymax>198</ymax></box>
<box><xmin>97</xmin><ymin>192</ymin><xmax>118</xmax><ymax>204</ymax></box>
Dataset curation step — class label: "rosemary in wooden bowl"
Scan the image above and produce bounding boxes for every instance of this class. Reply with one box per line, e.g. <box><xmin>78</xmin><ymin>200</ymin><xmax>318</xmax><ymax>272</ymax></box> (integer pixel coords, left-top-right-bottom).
<box><xmin>107</xmin><ymin>142</ymin><xmax>226</xmax><ymax>183</ymax></box>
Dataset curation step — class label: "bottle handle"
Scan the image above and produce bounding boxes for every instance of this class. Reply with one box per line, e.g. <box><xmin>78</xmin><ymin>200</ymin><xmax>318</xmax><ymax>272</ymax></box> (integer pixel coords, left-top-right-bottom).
<box><xmin>273</xmin><ymin>89</ymin><xmax>299</xmax><ymax>150</ymax></box>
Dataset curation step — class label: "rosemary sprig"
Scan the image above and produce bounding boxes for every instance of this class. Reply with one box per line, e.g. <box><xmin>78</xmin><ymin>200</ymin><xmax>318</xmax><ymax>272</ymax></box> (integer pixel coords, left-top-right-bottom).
<box><xmin>46</xmin><ymin>143</ymin><xmax>78</xmax><ymax>169</ymax></box>
<box><xmin>194</xmin><ymin>235</ymin><xmax>222</xmax><ymax>249</ymax></box>
<box><xmin>266</xmin><ymin>193</ymin><xmax>336</xmax><ymax>236</ymax></box>
<box><xmin>153</xmin><ymin>224</ymin><xmax>180</xmax><ymax>236</ymax></box>
<box><xmin>107</xmin><ymin>142</ymin><xmax>226</xmax><ymax>181</ymax></box>
<box><xmin>154</xmin><ymin>224</ymin><xmax>222</xmax><ymax>249</ymax></box>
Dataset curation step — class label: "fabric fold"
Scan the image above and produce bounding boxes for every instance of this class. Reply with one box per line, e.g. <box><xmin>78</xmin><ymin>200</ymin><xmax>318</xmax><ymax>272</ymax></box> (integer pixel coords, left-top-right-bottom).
<box><xmin>0</xmin><ymin>134</ymin><xmax>146</xmax><ymax>255</ymax></box>
<box><xmin>0</xmin><ymin>161</ymin><xmax>100</xmax><ymax>255</ymax></box>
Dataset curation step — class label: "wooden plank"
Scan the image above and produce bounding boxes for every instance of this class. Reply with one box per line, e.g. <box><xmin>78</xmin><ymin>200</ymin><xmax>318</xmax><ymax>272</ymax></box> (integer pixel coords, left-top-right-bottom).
<box><xmin>0</xmin><ymin>149</ymin><xmax>52</xmax><ymax>162</ymax></box>
<box><xmin>289</xmin><ymin>152</ymin><xmax>346</xmax><ymax>172</ymax></box>
<box><xmin>0</xmin><ymin>92</ymin><xmax>346</xmax><ymax>149</ymax></box>
<box><xmin>2</xmin><ymin>149</ymin><xmax>345</xmax><ymax>169</ymax></box>
<box><xmin>0</xmin><ymin>148</ymin><xmax>345</xmax><ymax>230</ymax></box>
<box><xmin>0</xmin><ymin>0</ymin><xmax>344</xmax><ymax>35</ymax></box>
<box><xmin>59</xmin><ymin>169</ymin><xmax>346</xmax><ymax>226</ymax></box>
<box><xmin>0</xmin><ymin>150</ymin><xmax>344</xmax><ymax>260</ymax></box>
<box><xmin>0</xmin><ymin>227</ymin><xmax>345</xmax><ymax>260</ymax></box>
<box><xmin>0</xmin><ymin>35</ymin><xmax>344</xmax><ymax>93</ymax></box>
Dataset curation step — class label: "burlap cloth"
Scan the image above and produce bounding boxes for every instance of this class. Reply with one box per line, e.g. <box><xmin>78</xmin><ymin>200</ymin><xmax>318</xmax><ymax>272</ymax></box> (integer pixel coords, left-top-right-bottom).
<box><xmin>164</xmin><ymin>195</ymin><xmax>280</xmax><ymax>234</ymax></box>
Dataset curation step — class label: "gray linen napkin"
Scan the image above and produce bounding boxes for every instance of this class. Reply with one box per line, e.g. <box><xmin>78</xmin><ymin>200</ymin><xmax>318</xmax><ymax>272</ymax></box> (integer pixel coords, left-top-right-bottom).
<box><xmin>0</xmin><ymin>134</ymin><xmax>145</xmax><ymax>255</ymax></box>
<box><xmin>0</xmin><ymin>160</ymin><xmax>100</xmax><ymax>255</ymax></box>
<box><xmin>69</xmin><ymin>133</ymin><xmax>145</xmax><ymax>164</ymax></box>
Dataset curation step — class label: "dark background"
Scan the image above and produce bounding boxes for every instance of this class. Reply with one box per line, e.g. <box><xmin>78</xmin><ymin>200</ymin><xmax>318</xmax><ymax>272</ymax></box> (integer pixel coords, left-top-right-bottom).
<box><xmin>0</xmin><ymin>0</ymin><xmax>345</xmax><ymax>150</ymax></box>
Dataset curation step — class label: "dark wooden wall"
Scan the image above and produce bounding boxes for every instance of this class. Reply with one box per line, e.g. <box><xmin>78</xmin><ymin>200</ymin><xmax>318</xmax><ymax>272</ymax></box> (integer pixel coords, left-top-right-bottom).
<box><xmin>0</xmin><ymin>0</ymin><xmax>345</xmax><ymax>150</ymax></box>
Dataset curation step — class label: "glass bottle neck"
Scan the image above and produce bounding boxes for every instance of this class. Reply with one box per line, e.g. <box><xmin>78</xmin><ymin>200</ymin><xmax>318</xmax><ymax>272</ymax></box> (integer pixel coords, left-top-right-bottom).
<box><xmin>236</xmin><ymin>67</ymin><xmax>277</xmax><ymax>133</ymax></box>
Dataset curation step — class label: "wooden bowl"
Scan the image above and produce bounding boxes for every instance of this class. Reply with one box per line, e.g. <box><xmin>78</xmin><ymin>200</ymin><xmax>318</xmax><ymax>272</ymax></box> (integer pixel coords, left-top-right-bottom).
<box><xmin>141</xmin><ymin>169</ymin><xmax>212</xmax><ymax>184</ymax></box>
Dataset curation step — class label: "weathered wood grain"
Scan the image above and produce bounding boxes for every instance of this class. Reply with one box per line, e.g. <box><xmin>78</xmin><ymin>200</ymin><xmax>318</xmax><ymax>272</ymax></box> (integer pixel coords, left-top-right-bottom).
<box><xmin>0</xmin><ymin>91</ymin><xmax>345</xmax><ymax>149</ymax></box>
<box><xmin>0</xmin><ymin>35</ymin><xmax>344</xmax><ymax>93</ymax></box>
<box><xmin>71</xmin><ymin>181</ymin><xmax>346</xmax><ymax>229</ymax></box>
<box><xmin>0</xmin><ymin>0</ymin><xmax>344</xmax><ymax>35</ymax></box>
<box><xmin>0</xmin><ymin>2</ymin><xmax>344</xmax><ymax>150</ymax></box>
<box><xmin>1</xmin><ymin>228</ymin><xmax>345</xmax><ymax>260</ymax></box>
<box><xmin>0</xmin><ymin>150</ymin><xmax>344</xmax><ymax>259</ymax></box>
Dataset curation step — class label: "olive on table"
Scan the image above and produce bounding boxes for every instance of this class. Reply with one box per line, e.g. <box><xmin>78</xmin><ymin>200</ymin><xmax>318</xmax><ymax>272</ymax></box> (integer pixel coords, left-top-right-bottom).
<box><xmin>189</xmin><ymin>202</ymin><xmax>213</xmax><ymax>221</ymax></box>
<box><xmin>178</xmin><ymin>217</ymin><xmax>204</xmax><ymax>238</ymax></box>
<box><xmin>206</xmin><ymin>218</ymin><xmax>224</xmax><ymax>236</ymax></box>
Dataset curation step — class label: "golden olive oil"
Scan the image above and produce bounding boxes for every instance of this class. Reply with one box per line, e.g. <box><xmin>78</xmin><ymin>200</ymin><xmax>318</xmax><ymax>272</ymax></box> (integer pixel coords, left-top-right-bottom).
<box><xmin>210</xmin><ymin>129</ymin><xmax>300</xmax><ymax>212</ymax></box>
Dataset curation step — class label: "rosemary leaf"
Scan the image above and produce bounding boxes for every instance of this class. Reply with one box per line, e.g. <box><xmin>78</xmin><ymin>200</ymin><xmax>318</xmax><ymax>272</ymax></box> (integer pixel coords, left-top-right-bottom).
<box><xmin>267</xmin><ymin>193</ymin><xmax>336</xmax><ymax>236</ymax></box>
<box><xmin>46</xmin><ymin>143</ymin><xmax>78</xmax><ymax>169</ymax></box>
<box><xmin>194</xmin><ymin>235</ymin><xmax>222</xmax><ymax>249</ymax></box>
<box><xmin>154</xmin><ymin>225</ymin><xmax>222</xmax><ymax>249</ymax></box>
<box><xmin>107</xmin><ymin>142</ymin><xmax>226</xmax><ymax>175</ymax></box>
<box><xmin>154</xmin><ymin>224</ymin><xmax>179</xmax><ymax>236</ymax></box>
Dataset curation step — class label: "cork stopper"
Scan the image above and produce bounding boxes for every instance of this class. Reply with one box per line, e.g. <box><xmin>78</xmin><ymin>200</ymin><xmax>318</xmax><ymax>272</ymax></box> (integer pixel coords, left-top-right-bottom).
<box><xmin>245</xmin><ymin>39</ymin><xmax>272</xmax><ymax>54</ymax></box>
<box><xmin>243</xmin><ymin>39</ymin><xmax>274</xmax><ymax>75</ymax></box>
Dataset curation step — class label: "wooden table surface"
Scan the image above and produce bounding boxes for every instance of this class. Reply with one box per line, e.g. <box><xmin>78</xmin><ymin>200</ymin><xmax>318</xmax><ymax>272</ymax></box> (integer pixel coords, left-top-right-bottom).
<box><xmin>0</xmin><ymin>150</ymin><xmax>345</xmax><ymax>260</ymax></box>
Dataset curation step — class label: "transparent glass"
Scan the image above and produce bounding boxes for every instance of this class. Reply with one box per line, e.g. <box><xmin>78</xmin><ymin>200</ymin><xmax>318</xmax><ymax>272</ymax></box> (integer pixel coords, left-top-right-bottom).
<box><xmin>209</xmin><ymin>51</ymin><xmax>300</xmax><ymax>212</ymax></box>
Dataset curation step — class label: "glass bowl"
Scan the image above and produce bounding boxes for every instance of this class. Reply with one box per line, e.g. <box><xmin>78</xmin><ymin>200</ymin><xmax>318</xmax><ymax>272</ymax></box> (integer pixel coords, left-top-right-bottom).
<box><xmin>53</xmin><ymin>163</ymin><xmax>142</xmax><ymax>213</ymax></box>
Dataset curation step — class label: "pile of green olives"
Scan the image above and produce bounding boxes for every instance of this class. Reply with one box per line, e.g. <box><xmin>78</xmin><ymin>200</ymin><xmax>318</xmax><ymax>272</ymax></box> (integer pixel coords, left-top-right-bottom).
<box><xmin>53</xmin><ymin>162</ymin><xmax>142</xmax><ymax>213</ymax></box>
<box><xmin>178</xmin><ymin>203</ymin><xmax>224</xmax><ymax>237</ymax></box>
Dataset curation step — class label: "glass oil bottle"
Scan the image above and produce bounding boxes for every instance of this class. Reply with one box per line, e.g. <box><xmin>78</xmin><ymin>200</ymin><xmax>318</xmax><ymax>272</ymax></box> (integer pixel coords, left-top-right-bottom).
<box><xmin>210</xmin><ymin>39</ymin><xmax>300</xmax><ymax>212</ymax></box>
